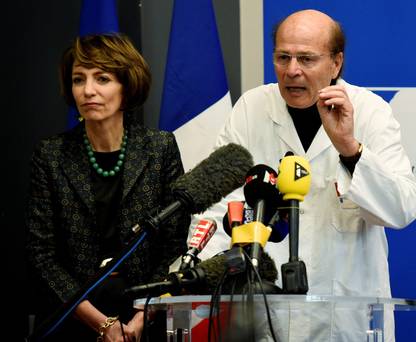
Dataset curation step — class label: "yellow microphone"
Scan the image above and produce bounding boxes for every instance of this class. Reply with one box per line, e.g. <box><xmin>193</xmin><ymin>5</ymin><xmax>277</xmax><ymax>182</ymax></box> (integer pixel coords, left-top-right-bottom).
<box><xmin>276</xmin><ymin>153</ymin><xmax>311</xmax><ymax>294</ymax></box>
<box><xmin>276</xmin><ymin>155</ymin><xmax>311</xmax><ymax>202</ymax></box>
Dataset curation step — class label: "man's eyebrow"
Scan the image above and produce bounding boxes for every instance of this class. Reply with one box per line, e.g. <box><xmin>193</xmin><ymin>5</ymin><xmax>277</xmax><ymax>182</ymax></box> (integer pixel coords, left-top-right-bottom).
<box><xmin>274</xmin><ymin>49</ymin><xmax>318</xmax><ymax>55</ymax></box>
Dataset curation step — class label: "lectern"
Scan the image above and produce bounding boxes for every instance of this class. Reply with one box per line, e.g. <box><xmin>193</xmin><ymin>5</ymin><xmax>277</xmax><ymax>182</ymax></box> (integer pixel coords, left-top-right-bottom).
<box><xmin>134</xmin><ymin>294</ymin><xmax>416</xmax><ymax>341</ymax></box>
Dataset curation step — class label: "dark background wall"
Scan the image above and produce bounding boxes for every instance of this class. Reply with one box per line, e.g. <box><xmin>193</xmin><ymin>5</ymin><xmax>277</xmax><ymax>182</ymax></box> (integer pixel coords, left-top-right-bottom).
<box><xmin>2</xmin><ymin>1</ymin><xmax>239</xmax><ymax>340</ymax></box>
<box><xmin>3</xmin><ymin>1</ymin><xmax>80</xmax><ymax>338</ymax></box>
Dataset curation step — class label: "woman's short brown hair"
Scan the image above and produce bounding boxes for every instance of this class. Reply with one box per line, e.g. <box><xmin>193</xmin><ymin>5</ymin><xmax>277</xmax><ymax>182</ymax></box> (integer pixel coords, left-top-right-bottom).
<box><xmin>59</xmin><ymin>33</ymin><xmax>151</xmax><ymax>111</ymax></box>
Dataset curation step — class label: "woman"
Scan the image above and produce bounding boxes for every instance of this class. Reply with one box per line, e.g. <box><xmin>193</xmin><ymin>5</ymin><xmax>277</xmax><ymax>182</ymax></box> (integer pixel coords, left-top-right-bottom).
<box><xmin>26</xmin><ymin>33</ymin><xmax>190</xmax><ymax>341</ymax></box>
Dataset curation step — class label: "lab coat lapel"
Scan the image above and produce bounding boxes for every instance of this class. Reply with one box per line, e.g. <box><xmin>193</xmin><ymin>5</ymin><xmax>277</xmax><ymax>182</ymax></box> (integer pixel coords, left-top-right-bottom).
<box><xmin>271</xmin><ymin>107</ymin><xmax>305</xmax><ymax>156</ymax></box>
<box><xmin>306</xmin><ymin>125</ymin><xmax>333</xmax><ymax>161</ymax></box>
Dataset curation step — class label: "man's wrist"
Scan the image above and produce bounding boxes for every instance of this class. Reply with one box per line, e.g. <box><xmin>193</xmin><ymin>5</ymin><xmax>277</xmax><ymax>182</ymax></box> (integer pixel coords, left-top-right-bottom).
<box><xmin>339</xmin><ymin>142</ymin><xmax>363</xmax><ymax>162</ymax></box>
<box><xmin>339</xmin><ymin>142</ymin><xmax>363</xmax><ymax>175</ymax></box>
<box><xmin>339</xmin><ymin>139</ymin><xmax>361</xmax><ymax>158</ymax></box>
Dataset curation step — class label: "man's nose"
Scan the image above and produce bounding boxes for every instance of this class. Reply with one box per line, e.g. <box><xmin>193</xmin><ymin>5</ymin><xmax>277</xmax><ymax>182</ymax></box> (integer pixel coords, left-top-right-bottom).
<box><xmin>286</xmin><ymin>57</ymin><xmax>302</xmax><ymax>77</ymax></box>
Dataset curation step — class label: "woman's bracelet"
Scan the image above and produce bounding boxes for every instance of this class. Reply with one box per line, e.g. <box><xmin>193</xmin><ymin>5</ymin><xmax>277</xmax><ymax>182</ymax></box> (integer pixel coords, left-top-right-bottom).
<box><xmin>97</xmin><ymin>316</ymin><xmax>119</xmax><ymax>342</ymax></box>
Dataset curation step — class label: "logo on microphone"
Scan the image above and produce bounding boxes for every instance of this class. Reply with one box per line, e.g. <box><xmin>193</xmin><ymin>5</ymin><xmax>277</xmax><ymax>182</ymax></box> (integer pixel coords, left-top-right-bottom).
<box><xmin>294</xmin><ymin>162</ymin><xmax>309</xmax><ymax>181</ymax></box>
<box><xmin>189</xmin><ymin>219</ymin><xmax>217</xmax><ymax>249</ymax></box>
<box><xmin>245</xmin><ymin>170</ymin><xmax>276</xmax><ymax>186</ymax></box>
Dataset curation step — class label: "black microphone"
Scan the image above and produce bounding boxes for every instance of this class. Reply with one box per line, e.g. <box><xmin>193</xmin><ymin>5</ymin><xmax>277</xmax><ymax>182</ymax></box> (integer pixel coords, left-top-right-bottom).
<box><xmin>179</xmin><ymin>218</ymin><xmax>217</xmax><ymax>270</ymax></box>
<box><xmin>124</xmin><ymin>248</ymin><xmax>279</xmax><ymax>298</ymax></box>
<box><xmin>244</xmin><ymin>164</ymin><xmax>280</xmax><ymax>223</ymax></box>
<box><xmin>242</xmin><ymin>164</ymin><xmax>281</xmax><ymax>268</ymax></box>
<box><xmin>131</xmin><ymin>143</ymin><xmax>253</xmax><ymax>235</ymax></box>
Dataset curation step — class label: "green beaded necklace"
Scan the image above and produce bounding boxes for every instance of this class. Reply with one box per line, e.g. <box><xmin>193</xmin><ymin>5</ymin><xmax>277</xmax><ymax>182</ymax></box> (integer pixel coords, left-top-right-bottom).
<box><xmin>83</xmin><ymin>129</ymin><xmax>128</xmax><ymax>177</ymax></box>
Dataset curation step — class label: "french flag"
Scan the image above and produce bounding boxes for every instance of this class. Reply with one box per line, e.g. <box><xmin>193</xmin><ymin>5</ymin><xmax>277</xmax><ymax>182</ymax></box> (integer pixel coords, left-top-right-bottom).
<box><xmin>159</xmin><ymin>0</ymin><xmax>232</xmax><ymax>171</ymax></box>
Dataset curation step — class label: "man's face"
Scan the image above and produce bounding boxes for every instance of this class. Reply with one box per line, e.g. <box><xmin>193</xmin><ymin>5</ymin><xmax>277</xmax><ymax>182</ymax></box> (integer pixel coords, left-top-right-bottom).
<box><xmin>274</xmin><ymin>17</ymin><xmax>343</xmax><ymax>108</ymax></box>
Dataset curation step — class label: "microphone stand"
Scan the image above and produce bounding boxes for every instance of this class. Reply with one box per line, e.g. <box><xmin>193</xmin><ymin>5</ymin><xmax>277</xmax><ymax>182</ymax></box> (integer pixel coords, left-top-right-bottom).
<box><xmin>281</xmin><ymin>200</ymin><xmax>308</xmax><ymax>294</ymax></box>
<box><xmin>277</xmin><ymin>154</ymin><xmax>311</xmax><ymax>295</ymax></box>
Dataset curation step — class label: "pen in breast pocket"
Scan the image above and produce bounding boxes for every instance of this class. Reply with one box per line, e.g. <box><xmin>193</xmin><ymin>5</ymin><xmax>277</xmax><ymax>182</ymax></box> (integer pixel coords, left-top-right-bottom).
<box><xmin>334</xmin><ymin>182</ymin><xmax>343</xmax><ymax>203</ymax></box>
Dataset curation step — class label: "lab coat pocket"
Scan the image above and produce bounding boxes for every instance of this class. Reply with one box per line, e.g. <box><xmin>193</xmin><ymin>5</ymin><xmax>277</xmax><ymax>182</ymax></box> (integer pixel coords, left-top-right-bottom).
<box><xmin>331</xmin><ymin>196</ymin><xmax>363</xmax><ymax>233</ymax></box>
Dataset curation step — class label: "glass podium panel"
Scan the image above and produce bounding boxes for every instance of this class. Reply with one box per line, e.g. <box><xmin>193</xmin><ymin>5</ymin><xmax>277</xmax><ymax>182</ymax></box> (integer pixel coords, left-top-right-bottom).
<box><xmin>134</xmin><ymin>295</ymin><xmax>416</xmax><ymax>342</ymax></box>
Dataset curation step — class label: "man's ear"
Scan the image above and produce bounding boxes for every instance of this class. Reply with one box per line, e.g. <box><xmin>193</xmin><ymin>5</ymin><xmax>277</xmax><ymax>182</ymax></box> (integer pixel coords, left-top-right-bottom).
<box><xmin>332</xmin><ymin>52</ymin><xmax>343</xmax><ymax>80</ymax></box>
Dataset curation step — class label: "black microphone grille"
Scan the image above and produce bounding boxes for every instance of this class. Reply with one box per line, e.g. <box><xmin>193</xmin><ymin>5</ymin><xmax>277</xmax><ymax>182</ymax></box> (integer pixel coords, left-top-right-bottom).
<box><xmin>172</xmin><ymin>143</ymin><xmax>254</xmax><ymax>213</ymax></box>
<box><xmin>244</xmin><ymin>164</ymin><xmax>280</xmax><ymax>209</ymax></box>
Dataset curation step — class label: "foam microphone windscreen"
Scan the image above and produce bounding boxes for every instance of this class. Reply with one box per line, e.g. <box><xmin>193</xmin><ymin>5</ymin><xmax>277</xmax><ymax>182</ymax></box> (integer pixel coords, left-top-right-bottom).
<box><xmin>172</xmin><ymin>143</ymin><xmax>254</xmax><ymax>213</ymax></box>
<box><xmin>194</xmin><ymin>253</ymin><xmax>229</xmax><ymax>293</ymax></box>
<box><xmin>257</xmin><ymin>250</ymin><xmax>279</xmax><ymax>283</ymax></box>
<box><xmin>191</xmin><ymin>249</ymin><xmax>278</xmax><ymax>294</ymax></box>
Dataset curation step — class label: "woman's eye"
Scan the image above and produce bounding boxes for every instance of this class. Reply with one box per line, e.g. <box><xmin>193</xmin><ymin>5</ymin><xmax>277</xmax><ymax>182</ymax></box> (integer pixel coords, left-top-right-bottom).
<box><xmin>72</xmin><ymin>77</ymin><xmax>84</xmax><ymax>85</ymax></box>
<box><xmin>97</xmin><ymin>76</ymin><xmax>110</xmax><ymax>84</ymax></box>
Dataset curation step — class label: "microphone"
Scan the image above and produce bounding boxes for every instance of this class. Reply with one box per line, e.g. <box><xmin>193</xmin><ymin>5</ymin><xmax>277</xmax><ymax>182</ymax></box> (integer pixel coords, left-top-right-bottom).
<box><xmin>243</xmin><ymin>205</ymin><xmax>254</xmax><ymax>224</ymax></box>
<box><xmin>131</xmin><ymin>143</ymin><xmax>254</xmax><ymax>235</ymax></box>
<box><xmin>222</xmin><ymin>203</ymin><xmax>288</xmax><ymax>243</ymax></box>
<box><xmin>227</xmin><ymin>201</ymin><xmax>245</xmax><ymax>229</ymax></box>
<box><xmin>124</xmin><ymin>248</ymin><xmax>279</xmax><ymax>298</ymax></box>
<box><xmin>222</xmin><ymin>201</ymin><xmax>245</xmax><ymax>237</ymax></box>
<box><xmin>233</xmin><ymin>165</ymin><xmax>281</xmax><ymax>268</ymax></box>
<box><xmin>179</xmin><ymin>218</ymin><xmax>217</xmax><ymax>270</ymax></box>
<box><xmin>277</xmin><ymin>153</ymin><xmax>311</xmax><ymax>294</ymax></box>
<box><xmin>265</xmin><ymin>208</ymin><xmax>289</xmax><ymax>242</ymax></box>
<box><xmin>244</xmin><ymin>164</ymin><xmax>280</xmax><ymax>223</ymax></box>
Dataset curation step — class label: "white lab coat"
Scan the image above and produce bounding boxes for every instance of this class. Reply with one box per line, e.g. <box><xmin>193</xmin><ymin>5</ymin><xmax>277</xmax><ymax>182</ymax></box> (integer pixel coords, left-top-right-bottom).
<box><xmin>191</xmin><ymin>80</ymin><xmax>416</xmax><ymax>341</ymax></box>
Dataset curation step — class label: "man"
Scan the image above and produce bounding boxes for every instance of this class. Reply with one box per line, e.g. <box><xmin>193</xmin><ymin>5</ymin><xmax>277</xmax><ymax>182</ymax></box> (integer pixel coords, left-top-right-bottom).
<box><xmin>193</xmin><ymin>9</ymin><xmax>416</xmax><ymax>341</ymax></box>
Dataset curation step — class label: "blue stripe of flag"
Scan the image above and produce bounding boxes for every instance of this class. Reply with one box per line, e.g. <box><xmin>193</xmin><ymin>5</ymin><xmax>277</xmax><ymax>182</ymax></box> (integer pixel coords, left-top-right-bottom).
<box><xmin>159</xmin><ymin>0</ymin><xmax>228</xmax><ymax>131</ymax></box>
<box><xmin>79</xmin><ymin>0</ymin><xmax>119</xmax><ymax>36</ymax></box>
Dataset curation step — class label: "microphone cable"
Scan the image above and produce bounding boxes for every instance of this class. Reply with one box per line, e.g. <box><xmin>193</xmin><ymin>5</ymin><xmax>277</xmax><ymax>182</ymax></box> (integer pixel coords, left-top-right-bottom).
<box><xmin>208</xmin><ymin>247</ymin><xmax>245</xmax><ymax>342</ymax></box>
<box><xmin>208</xmin><ymin>264</ymin><xmax>230</xmax><ymax>342</ymax></box>
<box><xmin>206</xmin><ymin>247</ymin><xmax>279</xmax><ymax>342</ymax></box>
<box><xmin>241</xmin><ymin>248</ymin><xmax>278</xmax><ymax>342</ymax></box>
<box><xmin>244</xmin><ymin>260</ymin><xmax>256</xmax><ymax>342</ymax></box>
<box><xmin>142</xmin><ymin>294</ymin><xmax>152</xmax><ymax>342</ymax></box>
<box><xmin>209</xmin><ymin>266</ymin><xmax>239</xmax><ymax>342</ymax></box>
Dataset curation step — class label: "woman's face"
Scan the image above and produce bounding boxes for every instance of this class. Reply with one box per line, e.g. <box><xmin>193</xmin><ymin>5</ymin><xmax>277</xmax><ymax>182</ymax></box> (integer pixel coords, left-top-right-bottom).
<box><xmin>72</xmin><ymin>63</ymin><xmax>123</xmax><ymax>122</ymax></box>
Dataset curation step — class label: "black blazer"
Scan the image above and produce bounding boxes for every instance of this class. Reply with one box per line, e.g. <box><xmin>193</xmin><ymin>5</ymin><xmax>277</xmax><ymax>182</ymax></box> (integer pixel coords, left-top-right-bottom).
<box><xmin>26</xmin><ymin>121</ymin><xmax>190</xmax><ymax>309</ymax></box>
